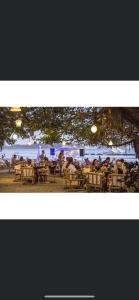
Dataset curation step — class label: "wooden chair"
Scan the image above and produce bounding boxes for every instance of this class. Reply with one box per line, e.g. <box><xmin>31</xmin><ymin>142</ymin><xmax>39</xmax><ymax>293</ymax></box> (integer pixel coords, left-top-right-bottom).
<box><xmin>64</xmin><ymin>169</ymin><xmax>85</xmax><ymax>191</ymax></box>
<box><xmin>108</xmin><ymin>173</ymin><xmax>125</xmax><ymax>192</ymax></box>
<box><xmin>86</xmin><ymin>172</ymin><xmax>105</xmax><ymax>192</ymax></box>
<box><xmin>21</xmin><ymin>167</ymin><xmax>35</xmax><ymax>184</ymax></box>
<box><xmin>14</xmin><ymin>167</ymin><xmax>22</xmax><ymax>181</ymax></box>
<box><xmin>9</xmin><ymin>163</ymin><xmax>16</xmax><ymax>173</ymax></box>
<box><xmin>0</xmin><ymin>160</ymin><xmax>7</xmax><ymax>169</ymax></box>
<box><xmin>55</xmin><ymin>164</ymin><xmax>60</xmax><ymax>176</ymax></box>
<box><xmin>47</xmin><ymin>168</ymin><xmax>56</xmax><ymax>183</ymax></box>
<box><xmin>38</xmin><ymin>168</ymin><xmax>48</xmax><ymax>183</ymax></box>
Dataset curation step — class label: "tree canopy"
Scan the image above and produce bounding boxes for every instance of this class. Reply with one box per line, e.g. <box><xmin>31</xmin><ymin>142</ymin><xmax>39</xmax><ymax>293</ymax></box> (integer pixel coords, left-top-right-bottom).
<box><xmin>0</xmin><ymin>107</ymin><xmax>139</xmax><ymax>156</ymax></box>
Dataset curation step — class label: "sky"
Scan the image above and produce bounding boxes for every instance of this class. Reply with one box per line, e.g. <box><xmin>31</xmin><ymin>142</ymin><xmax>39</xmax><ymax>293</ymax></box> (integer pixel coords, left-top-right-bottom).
<box><xmin>4</xmin><ymin>131</ymin><xmax>42</xmax><ymax>146</ymax></box>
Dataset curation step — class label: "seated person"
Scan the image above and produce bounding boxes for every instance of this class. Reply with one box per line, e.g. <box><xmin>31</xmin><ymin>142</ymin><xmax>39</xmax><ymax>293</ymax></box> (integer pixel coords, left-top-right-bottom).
<box><xmin>25</xmin><ymin>159</ymin><xmax>33</xmax><ymax>168</ymax></box>
<box><xmin>0</xmin><ymin>158</ymin><xmax>7</xmax><ymax>168</ymax></box>
<box><xmin>14</xmin><ymin>159</ymin><xmax>25</xmax><ymax>180</ymax></box>
<box><xmin>84</xmin><ymin>158</ymin><xmax>91</xmax><ymax>166</ymax></box>
<box><xmin>49</xmin><ymin>160</ymin><xmax>56</xmax><ymax>174</ymax></box>
<box><xmin>82</xmin><ymin>165</ymin><xmax>91</xmax><ymax>173</ymax></box>
<box><xmin>91</xmin><ymin>159</ymin><xmax>100</xmax><ymax>172</ymax></box>
<box><xmin>62</xmin><ymin>158</ymin><xmax>68</xmax><ymax>173</ymax></box>
<box><xmin>66</xmin><ymin>157</ymin><xmax>77</xmax><ymax>174</ymax></box>
<box><xmin>91</xmin><ymin>159</ymin><xmax>97</xmax><ymax>172</ymax></box>
<box><xmin>113</xmin><ymin>160</ymin><xmax>124</xmax><ymax>174</ymax></box>
<box><xmin>18</xmin><ymin>156</ymin><xmax>26</xmax><ymax>166</ymax></box>
<box><xmin>11</xmin><ymin>154</ymin><xmax>17</xmax><ymax>165</ymax></box>
<box><xmin>100</xmin><ymin>162</ymin><xmax>109</xmax><ymax>173</ymax></box>
<box><xmin>14</xmin><ymin>164</ymin><xmax>21</xmax><ymax>171</ymax></box>
<box><xmin>66</xmin><ymin>158</ymin><xmax>86</xmax><ymax>186</ymax></box>
<box><xmin>117</xmin><ymin>160</ymin><xmax>123</xmax><ymax>174</ymax></box>
<box><xmin>40</xmin><ymin>157</ymin><xmax>50</xmax><ymax>174</ymax></box>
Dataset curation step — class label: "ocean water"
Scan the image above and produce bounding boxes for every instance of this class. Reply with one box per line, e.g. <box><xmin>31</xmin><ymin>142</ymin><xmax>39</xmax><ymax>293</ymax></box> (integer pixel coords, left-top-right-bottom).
<box><xmin>0</xmin><ymin>144</ymin><xmax>138</xmax><ymax>162</ymax></box>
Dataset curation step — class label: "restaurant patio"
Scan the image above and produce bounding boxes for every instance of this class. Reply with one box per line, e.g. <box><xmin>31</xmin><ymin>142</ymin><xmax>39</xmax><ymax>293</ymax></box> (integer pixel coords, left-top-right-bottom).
<box><xmin>0</xmin><ymin>107</ymin><xmax>139</xmax><ymax>193</ymax></box>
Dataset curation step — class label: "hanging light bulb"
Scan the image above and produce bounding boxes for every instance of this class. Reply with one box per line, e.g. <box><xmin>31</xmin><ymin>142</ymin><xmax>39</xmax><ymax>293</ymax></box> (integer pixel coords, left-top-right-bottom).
<box><xmin>15</xmin><ymin>119</ymin><xmax>22</xmax><ymax>127</ymax></box>
<box><xmin>108</xmin><ymin>140</ymin><xmax>113</xmax><ymax>146</ymax></box>
<box><xmin>10</xmin><ymin>107</ymin><xmax>21</xmax><ymax>112</ymax></box>
<box><xmin>91</xmin><ymin>125</ymin><xmax>97</xmax><ymax>133</ymax></box>
<box><xmin>62</xmin><ymin>141</ymin><xmax>66</xmax><ymax>146</ymax></box>
<box><xmin>12</xmin><ymin>133</ymin><xmax>18</xmax><ymax>140</ymax></box>
<box><xmin>28</xmin><ymin>138</ymin><xmax>34</xmax><ymax>146</ymax></box>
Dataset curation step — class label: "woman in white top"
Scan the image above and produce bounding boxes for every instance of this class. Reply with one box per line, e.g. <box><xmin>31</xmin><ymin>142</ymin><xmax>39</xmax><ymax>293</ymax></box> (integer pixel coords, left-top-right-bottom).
<box><xmin>61</xmin><ymin>158</ymin><xmax>68</xmax><ymax>173</ymax></box>
<box><xmin>66</xmin><ymin>157</ymin><xmax>77</xmax><ymax>179</ymax></box>
<box><xmin>67</xmin><ymin>163</ymin><xmax>77</xmax><ymax>173</ymax></box>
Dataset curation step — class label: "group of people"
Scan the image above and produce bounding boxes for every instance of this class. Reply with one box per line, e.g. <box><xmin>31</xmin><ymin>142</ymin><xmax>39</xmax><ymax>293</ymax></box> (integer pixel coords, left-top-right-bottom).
<box><xmin>60</xmin><ymin>155</ymin><xmax>139</xmax><ymax>190</ymax></box>
<box><xmin>1</xmin><ymin>150</ymin><xmax>138</xmax><ymax>190</ymax></box>
<box><xmin>0</xmin><ymin>154</ymin><xmax>9</xmax><ymax>168</ymax></box>
<box><xmin>60</xmin><ymin>156</ymin><xmax>135</xmax><ymax>175</ymax></box>
<box><xmin>8</xmin><ymin>151</ymin><xmax>139</xmax><ymax>176</ymax></box>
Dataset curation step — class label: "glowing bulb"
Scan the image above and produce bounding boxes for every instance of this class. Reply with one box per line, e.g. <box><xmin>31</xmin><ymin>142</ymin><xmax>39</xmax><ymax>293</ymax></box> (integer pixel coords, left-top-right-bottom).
<box><xmin>10</xmin><ymin>107</ymin><xmax>21</xmax><ymax>112</ymax></box>
<box><xmin>62</xmin><ymin>141</ymin><xmax>66</xmax><ymax>146</ymax></box>
<box><xmin>28</xmin><ymin>141</ymin><xmax>32</xmax><ymax>146</ymax></box>
<box><xmin>15</xmin><ymin>119</ymin><xmax>22</xmax><ymax>127</ymax></box>
<box><xmin>91</xmin><ymin>125</ymin><xmax>97</xmax><ymax>133</ymax></box>
<box><xmin>108</xmin><ymin>140</ymin><xmax>113</xmax><ymax>146</ymax></box>
<box><xmin>12</xmin><ymin>133</ymin><xmax>18</xmax><ymax>140</ymax></box>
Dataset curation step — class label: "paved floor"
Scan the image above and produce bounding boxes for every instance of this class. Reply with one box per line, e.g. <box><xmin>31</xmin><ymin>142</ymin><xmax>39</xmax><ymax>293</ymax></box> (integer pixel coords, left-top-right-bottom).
<box><xmin>0</xmin><ymin>170</ymin><xmax>67</xmax><ymax>193</ymax></box>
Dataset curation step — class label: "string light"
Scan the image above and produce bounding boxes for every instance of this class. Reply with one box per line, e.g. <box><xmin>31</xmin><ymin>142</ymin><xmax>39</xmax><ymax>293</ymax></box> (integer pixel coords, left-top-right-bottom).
<box><xmin>108</xmin><ymin>140</ymin><xmax>113</xmax><ymax>146</ymax></box>
<box><xmin>12</xmin><ymin>133</ymin><xmax>18</xmax><ymax>140</ymax></box>
<box><xmin>62</xmin><ymin>141</ymin><xmax>66</xmax><ymax>146</ymax></box>
<box><xmin>10</xmin><ymin>107</ymin><xmax>21</xmax><ymax>112</ymax></box>
<box><xmin>91</xmin><ymin>125</ymin><xmax>97</xmax><ymax>133</ymax></box>
<box><xmin>15</xmin><ymin>119</ymin><xmax>22</xmax><ymax>127</ymax></box>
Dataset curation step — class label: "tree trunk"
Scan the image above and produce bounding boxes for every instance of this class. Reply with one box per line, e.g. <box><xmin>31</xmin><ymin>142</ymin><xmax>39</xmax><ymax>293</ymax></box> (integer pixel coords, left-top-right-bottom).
<box><xmin>133</xmin><ymin>137</ymin><xmax>139</xmax><ymax>158</ymax></box>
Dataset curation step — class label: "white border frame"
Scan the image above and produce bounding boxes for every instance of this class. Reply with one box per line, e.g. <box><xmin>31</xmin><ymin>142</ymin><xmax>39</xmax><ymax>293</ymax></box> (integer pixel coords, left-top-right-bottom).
<box><xmin>0</xmin><ymin>81</ymin><xmax>139</xmax><ymax>219</ymax></box>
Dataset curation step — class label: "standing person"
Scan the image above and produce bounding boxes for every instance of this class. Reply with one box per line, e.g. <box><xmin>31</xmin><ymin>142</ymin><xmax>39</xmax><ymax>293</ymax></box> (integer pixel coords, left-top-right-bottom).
<box><xmin>58</xmin><ymin>150</ymin><xmax>65</xmax><ymax>176</ymax></box>
<box><xmin>11</xmin><ymin>154</ymin><xmax>17</xmax><ymax>165</ymax></box>
<box><xmin>62</xmin><ymin>157</ymin><xmax>69</xmax><ymax>174</ymax></box>
<box><xmin>58</xmin><ymin>150</ymin><xmax>64</xmax><ymax>161</ymax></box>
<box><xmin>99</xmin><ymin>155</ymin><xmax>102</xmax><ymax>163</ymax></box>
<box><xmin>113</xmin><ymin>160</ymin><xmax>119</xmax><ymax>174</ymax></box>
<box><xmin>121</xmin><ymin>159</ymin><xmax>126</xmax><ymax>174</ymax></box>
<box><xmin>105</xmin><ymin>157</ymin><xmax>111</xmax><ymax>166</ymax></box>
<box><xmin>40</xmin><ymin>150</ymin><xmax>47</xmax><ymax>160</ymax></box>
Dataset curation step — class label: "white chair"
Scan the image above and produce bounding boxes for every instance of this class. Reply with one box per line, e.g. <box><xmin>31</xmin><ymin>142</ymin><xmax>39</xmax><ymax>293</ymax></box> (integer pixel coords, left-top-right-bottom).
<box><xmin>55</xmin><ymin>164</ymin><xmax>60</xmax><ymax>176</ymax></box>
<box><xmin>87</xmin><ymin>172</ymin><xmax>104</xmax><ymax>192</ymax></box>
<box><xmin>21</xmin><ymin>167</ymin><xmax>35</xmax><ymax>184</ymax></box>
<box><xmin>9</xmin><ymin>163</ymin><xmax>16</xmax><ymax>173</ymax></box>
<box><xmin>108</xmin><ymin>173</ymin><xmax>125</xmax><ymax>192</ymax></box>
<box><xmin>14</xmin><ymin>164</ymin><xmax>22</xmax><ymax>181</ymax></box>
<box><xmin>38</xmin><ymin>168</ymin><xmax>48</xmax><ymax>183</ymax></box>
<box><xmin>64</xmin><ymin>169</ymin><xmax>85</xmax><ymax>191</ymax></box>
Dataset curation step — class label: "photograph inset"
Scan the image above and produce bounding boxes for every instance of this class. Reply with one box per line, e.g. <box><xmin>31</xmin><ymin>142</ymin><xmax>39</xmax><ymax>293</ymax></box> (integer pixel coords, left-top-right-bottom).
<box><xmin>0</xmin><ymin>107</ymin><xmax>139</xmax><ymax>192</ymax></box>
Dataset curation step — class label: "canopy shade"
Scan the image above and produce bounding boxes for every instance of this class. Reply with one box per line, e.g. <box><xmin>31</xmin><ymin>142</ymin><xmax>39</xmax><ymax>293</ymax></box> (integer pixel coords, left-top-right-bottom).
<box><xmin>55</xmin><ymin>146</ymin><xmax>79</xmax><ymax>152</ymax></box>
